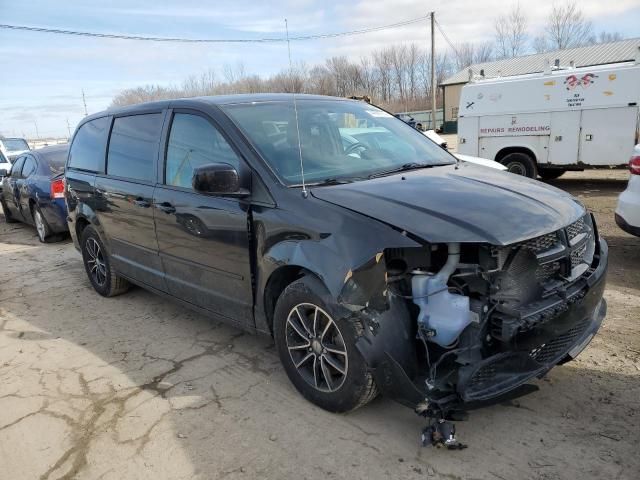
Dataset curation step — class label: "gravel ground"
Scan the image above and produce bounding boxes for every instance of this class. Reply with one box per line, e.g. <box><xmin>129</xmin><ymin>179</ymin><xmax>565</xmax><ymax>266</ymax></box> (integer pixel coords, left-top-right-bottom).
<box><xmin>1</xmin><ymin>169</ymin><xmax>639</xmax><ymax>480</ymax></box>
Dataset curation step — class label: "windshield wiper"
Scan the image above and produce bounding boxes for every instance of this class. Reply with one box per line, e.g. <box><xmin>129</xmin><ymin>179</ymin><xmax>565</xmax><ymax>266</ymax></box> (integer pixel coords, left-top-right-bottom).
<box><xmin>368</xmin><ymin>162</ymin><xmax>435</xmax><ymax>179</ymax></box>
<box><xmin>309</xmin><ymin>177</ymin><xmax>353</xmax><ymax>187</ymax></box>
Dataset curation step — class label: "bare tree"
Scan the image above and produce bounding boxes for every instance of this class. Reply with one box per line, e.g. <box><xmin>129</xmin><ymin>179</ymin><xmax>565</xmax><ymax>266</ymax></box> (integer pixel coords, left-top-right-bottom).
<box><xmin>474</xmin><ymin>41</ymin><xmax>494</xmax><ymax>63</ymax></box>
<box><xmin>109</xmin><ymin>41</ymin><xmax>469</xmax><ymax>112</ymax></box>
<box><xmin>532</xmin><ymin>35</ymin><xmax>549</xmax><ymax>53</ymax></box>
<box><xmin>454</xmin><ymin>43</ymin><xmax>477</xmax><ymax>70</ymax></box>
<box><xmin>597</xmin><ymin>31</ymin><xmax>623</xmax><ymax>44</ymax></box>
<box><xmin>222</xmin><ymin>62</ymin><xmax>246</xmax><ymax>84</ymax></box>
<box><xmin>494</xmin><ymin>3</ymin><xmax>528</xmax><ymax>58</ymax></box>
<box><xmin>545</xmin><ymin>1</ymin><xmax>594</xmax><ymax>50</ymax></box>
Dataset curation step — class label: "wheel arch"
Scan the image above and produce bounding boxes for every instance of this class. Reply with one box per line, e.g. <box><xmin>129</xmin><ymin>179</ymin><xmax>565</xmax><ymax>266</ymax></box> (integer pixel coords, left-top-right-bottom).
<box><xmin>263</xmin><ymin>265</ymin><xmax>326</xmax><ymax>336</ymax></box>
<box><xmin>75</xmin><ymin>215</ymin><xmax>91</xmax><ymax>242</ymax></box>
<box><xmin>495</xmin><ymin>146</ymin><xmax>537</xmax><ymax>164</ymax></box>
<box><xmin>73</xmin><ymin>210</ymin><xmax>111</xmax><ymax>254</ymax></box>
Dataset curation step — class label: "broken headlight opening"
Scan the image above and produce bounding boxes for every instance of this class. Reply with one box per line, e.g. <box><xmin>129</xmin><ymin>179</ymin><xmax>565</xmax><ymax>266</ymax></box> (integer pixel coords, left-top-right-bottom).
<box><xmin>371</xmin><ymin>213</ymin><xmax>607</xmax><ymax>449</ymax></box>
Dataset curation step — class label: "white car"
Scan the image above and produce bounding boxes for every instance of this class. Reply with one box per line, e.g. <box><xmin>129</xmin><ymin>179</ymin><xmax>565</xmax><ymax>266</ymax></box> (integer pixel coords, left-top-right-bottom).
<box><xmin>423</xmin><ymin>130</ymin><xmax>507</xmax><ymax>171</ymax></box>
<box><xmin>615</xmin><ymin>144</ymin><xmax>640</xmax><ymax>237</ymax></box>
<box><xmin>0</xmin><ymin>150</ymin><xmax>11</xmax><ymax>182</ymax></box>
<box><xmin>0</xmin><ymin>137</ymin><xmax>30</xmax><ymax>162</ymax></box>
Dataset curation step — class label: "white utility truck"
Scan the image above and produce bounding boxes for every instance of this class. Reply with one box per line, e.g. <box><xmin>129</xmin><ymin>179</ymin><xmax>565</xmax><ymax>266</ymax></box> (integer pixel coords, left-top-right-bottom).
<box><xmin>457</xmin><ymin>57</ymin><xmax>640</xmax><ymax>178</ymax></box>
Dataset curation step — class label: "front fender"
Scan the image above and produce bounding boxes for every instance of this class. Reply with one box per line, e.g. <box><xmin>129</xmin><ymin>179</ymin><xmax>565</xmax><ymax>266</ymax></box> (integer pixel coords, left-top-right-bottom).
<box><xmin>252</xmin><ymin>201</ymin><xmax>420</xmax><ymax>333</ymax></box>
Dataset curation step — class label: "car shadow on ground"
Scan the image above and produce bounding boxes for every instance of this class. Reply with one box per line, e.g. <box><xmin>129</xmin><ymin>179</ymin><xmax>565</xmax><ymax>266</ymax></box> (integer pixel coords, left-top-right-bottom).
<box><xmin>547</xmin><ymin>176</ymin><xmax>628</xmax><ymax>198</ymax></box>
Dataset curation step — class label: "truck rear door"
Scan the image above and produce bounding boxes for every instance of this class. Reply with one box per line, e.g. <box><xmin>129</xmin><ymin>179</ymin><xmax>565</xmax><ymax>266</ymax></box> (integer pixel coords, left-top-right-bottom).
<box><xmin>579</xmin><ymin>106</ymin><xmax>638</xmax><ymax>166</ymax></box>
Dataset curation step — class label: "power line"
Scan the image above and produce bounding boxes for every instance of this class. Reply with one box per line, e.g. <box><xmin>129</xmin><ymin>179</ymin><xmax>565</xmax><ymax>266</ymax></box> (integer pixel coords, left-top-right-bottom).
<box><xmin>0</xmin><ymin>16</ymin><xmax>428</xmax><ymax>44</ymax></box>
<box><xmin>434</xmin><ymin>19</ymin><xmax>461</xmax><ymax>58</ymax></box>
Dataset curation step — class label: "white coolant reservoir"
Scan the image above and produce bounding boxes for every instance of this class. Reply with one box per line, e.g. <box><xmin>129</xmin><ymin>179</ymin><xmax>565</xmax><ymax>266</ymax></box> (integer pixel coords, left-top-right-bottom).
<box><xmin>411</xmin><ymin>243</ymin><xmax>472</xmax><ymax>347</ymax></box>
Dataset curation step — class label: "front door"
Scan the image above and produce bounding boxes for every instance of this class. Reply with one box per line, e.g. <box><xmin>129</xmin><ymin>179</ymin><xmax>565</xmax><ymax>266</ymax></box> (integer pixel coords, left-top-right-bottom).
<box><xmin>3</xmin><ymin>156</ymin><xmax>25</xmax><ymax>220</ymax></box>
<box><xmin>94</xmin><ymin>112</ymin><xmax>166</xmax><ymax>291</ymax></box>
<box><xmin>153</xmin><ymin>110</ymin><xmax>253</xmax><ymax>325</ymax></box>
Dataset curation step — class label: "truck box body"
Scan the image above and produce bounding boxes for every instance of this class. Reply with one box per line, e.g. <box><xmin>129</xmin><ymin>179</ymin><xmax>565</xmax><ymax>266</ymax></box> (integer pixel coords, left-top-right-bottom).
<box><xmin>457</xmin><ymin>62</ymin><xmax>640</xmax><ymax>169</ymax></box>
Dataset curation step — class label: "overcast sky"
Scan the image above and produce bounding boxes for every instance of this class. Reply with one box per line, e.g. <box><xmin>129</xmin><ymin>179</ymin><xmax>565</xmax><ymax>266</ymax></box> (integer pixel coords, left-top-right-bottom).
<box><xmin>1</xmin><ymin>0</ymin><xmax>639</xmax><ymax>138</ymax></box>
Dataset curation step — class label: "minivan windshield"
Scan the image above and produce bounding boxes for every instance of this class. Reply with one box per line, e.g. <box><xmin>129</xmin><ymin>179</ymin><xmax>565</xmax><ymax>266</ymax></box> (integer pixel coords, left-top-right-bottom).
<box><xmin>221</xmin><ymin>99</ymin><xmax>455</xmax><ymax>185</ymax></box>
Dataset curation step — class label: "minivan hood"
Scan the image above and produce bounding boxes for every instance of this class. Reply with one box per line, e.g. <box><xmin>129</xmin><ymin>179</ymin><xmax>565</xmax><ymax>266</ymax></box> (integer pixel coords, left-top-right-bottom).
<box><xmin>311</xmin><ymin>163</ymin><xmax>584</xmax><ymax>245</ymax></box>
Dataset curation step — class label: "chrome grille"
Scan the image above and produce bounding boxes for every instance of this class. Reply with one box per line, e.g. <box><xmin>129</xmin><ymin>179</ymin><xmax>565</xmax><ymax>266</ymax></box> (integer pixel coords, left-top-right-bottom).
<box><xmin>501</xmin><ymin>215</ymin><xmax>595</xmax><ymax>288</ymax></box>
<box><xmin>520</xmin><ymin>232</ymin><xmax>558</xmax><ymax>252</ymax></box>
<box><xmin>566</xmin><ymin>218</ymin><xmax>585</xmax><ymax>241</ymax></box>
<box><xmin>571</xmin><ymin>242</ymin><xmax>588</xmax><ymax>268</ymax></box>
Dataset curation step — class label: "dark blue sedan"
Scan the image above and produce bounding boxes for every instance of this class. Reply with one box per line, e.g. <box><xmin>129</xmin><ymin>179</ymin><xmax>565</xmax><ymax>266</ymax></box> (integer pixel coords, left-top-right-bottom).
<box><xmin>0</xmin><ymin>145</ymin><xmax>69</xmax><ymax>242</ymax></box>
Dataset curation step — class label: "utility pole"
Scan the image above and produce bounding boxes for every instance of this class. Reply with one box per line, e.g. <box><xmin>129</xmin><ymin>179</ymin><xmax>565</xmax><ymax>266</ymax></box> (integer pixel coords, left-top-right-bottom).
<box><xmin>66</xmin><ymin>118</ymin><xmax>72</xmax><ymax>138</ymax></box>
<box><xmin>430</xmin><ymin>12</ymin><xmax>437</xmax><ymax>131</ymax></box>
<box><xmin>82</xmin><ymin>89</ymin><xmax>88</xmax><ymax>116</ymax></box>
<box><xmin>33</xmin><ymin>120</ymin><xmax>40</xmax><ymax>139</ymax></box>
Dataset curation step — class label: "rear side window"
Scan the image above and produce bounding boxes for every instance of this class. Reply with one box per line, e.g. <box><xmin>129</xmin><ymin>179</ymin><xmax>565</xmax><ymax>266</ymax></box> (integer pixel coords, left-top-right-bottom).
<box><xmin>165</xmin><ymin>113</ymin><xmax>241</xmax><ymax>189</ymax></box>
<box><xmin>107</xmin><ymin>113</ymin><xmax>163</xmax><ymax>182</ymax></box>
<box><xmin>10</xmin><ymin>156</ymin><xmax>25</xmax><ymax>177</ymax></box>
<box><xmin>68</xmin><ymin>116</ymin><xmax>110</xmax><ymax>173</ymax></box>
<box><xmin>22</xmin><ymin>156</ymin><xmax>37</xmax><ymax>177</ymax></box>
<box><xmin>40</xmin><ymin>149</ymin><xmax>68</xmax><ymax>176</ymax></box>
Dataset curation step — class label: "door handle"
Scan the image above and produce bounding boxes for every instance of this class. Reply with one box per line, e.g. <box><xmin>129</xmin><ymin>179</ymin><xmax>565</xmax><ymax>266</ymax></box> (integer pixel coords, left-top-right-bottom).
<box><xmin>155</xmin><ymin>202</ymin><xmax>176</xmax><ymax>214</ymax></box>
<box><xmin>134</xmin><ymin>198</ymin><xmax>151</xmax><ymax>208</ymax></box>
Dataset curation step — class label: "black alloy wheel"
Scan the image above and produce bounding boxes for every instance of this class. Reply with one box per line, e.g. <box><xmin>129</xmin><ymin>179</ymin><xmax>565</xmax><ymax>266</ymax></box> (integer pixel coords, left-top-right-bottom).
<box><xmin>80</xmin><ymin>225</ymin><xmax>130</xmax><ymax>297</ymax></box>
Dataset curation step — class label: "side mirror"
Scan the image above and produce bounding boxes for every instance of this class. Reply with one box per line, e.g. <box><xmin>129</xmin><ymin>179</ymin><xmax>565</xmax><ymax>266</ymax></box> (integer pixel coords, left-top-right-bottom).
<box><xmin>0</xmin><ymin>169</ymin><xmax>7</xmax><ymax>177</ymax></box>
<box><xmin>192</xmin><ymin>163</ymin><xmax>249</xmax><ymax>197</ymax></box>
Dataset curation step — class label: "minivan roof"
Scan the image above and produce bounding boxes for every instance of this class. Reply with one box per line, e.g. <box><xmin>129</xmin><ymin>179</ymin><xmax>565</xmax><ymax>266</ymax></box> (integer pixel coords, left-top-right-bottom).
<box><xmin>82</xmin><ymin>94</ymin><xmax>353</xmax><ymax>124</ymax></box>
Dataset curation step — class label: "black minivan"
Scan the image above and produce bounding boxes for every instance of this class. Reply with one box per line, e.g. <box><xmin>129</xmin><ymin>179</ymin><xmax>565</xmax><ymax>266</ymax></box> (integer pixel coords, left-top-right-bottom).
<box><xmin>65</xmin><ymin>94</ymin><xmax>607</xmax><ymax>425</ymax></box>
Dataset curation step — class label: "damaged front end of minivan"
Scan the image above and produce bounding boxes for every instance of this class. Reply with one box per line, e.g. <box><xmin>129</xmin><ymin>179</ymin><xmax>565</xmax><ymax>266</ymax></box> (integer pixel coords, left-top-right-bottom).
<box><xmin>337</xmin><ymin>213</ymin><xmax>607</xmax><ymax>448</ymax></box>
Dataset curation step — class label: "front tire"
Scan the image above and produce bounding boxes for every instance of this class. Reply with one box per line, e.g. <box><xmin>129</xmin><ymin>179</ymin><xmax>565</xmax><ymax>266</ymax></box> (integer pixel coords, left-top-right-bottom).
<box><xmin>1</xmin><ymin>199</ymin><xmax>17</xmax><ymax>223</ymax></box>
<box><xmin>273</xmin><ymin>275</ymin><xmax>378</xmax><ymax>413</ymax></box>
<box><xmin>80</xmin><ymin>225</ymin><xmax>130</xmax><ymax>297</ymax></box>
<box><xmin>500</xmin><ymin>152</ymin><xmax>537</xmax><ymax>178</ymax></box>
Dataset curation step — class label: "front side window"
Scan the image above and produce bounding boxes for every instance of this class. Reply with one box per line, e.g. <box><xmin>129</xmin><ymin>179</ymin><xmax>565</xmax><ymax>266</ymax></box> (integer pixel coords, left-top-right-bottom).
<box><xmin>165</xmin><ymin>113</ymin><xmax>241</xmax><ymax>189</ymax></box>
<box><xmin>68</xmin><ymin>116</ymin><xmax>110</xmax><ymax>173</ymax></box>
<box><xmin>107</xmin><ymin>113</ymin><xmax>163</xmax><ymax>182</ymax></box>
<box><xmin>22</xmin><ymin>156</ymin><xmax>37</xmax><ymax>177</ymax></box>
<box><xmin>221</xmin><ymin>99</ymin><xmax>455</xmax><ymax>185</ymax></box>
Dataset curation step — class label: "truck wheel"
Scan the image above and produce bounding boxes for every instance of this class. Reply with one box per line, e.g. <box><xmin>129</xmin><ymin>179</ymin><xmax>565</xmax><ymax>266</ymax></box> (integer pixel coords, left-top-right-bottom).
<box><xmin>500</xmin><ymin>152</ymin><xmax>537</xmax><ymax>178</ymax></box>
<box><xmin>273</xmin><ymin>275</ymin><xmax>378</xmax><ymax>413</ymax></box>
<box><xmin>538</xmin><ymin>168</ymin><xmax>565</xmax><ymax>180</ymax></box>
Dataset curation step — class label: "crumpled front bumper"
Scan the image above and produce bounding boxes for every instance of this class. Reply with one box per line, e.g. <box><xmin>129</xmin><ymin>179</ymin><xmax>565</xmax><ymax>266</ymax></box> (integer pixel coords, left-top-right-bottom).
<box><xmin>456</xmin><ymin>237</ymin><xmax>608</xmax><ymax>403</ymax></box>
<box><xmin>357</xmin><ymin>237</ymin><xmax>608</xmax><ymax>410</ymax></box>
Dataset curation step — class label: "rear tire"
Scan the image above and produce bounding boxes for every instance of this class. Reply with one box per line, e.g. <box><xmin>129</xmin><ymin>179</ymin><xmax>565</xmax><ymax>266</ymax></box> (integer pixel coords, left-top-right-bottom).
<box><xmin>500</xmin><ymin>152</ymin><xmax>537</xmax><ymax>178</ymax></box>
<box><xmin>1</xmin><ymin>199</ymin><xmax>17</xmax><ymax>223</ymax></box>
<box><xmin>32</xmin><ymin>205</ymin><xmax>52</xmax><ymax>243</ymax></box>
<box><xmin>273</xmin><ymin>275</ymin><xmax>378</xmax><ymax>413</ymax></box>
<box><xmin>80</xmin><ymin>225</ymin><xmax>130</xmax><ymax>297</ymax></box>
<box><xmin>538</xmin><ymin>168</ymin><xmax>565</xmax><ymax>180</ymax></box>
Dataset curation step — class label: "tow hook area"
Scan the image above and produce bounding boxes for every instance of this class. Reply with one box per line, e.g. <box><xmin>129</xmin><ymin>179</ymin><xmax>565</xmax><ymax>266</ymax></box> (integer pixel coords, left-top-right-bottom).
<box><xmin>421</xmin><ymin>418</ymin><xmax>467</xmax><ymax>450</ymax></box>
<box><xmin>416</xmin><ymin>402</ymin><xmax>468</xmax><ymax>450</ymax></box>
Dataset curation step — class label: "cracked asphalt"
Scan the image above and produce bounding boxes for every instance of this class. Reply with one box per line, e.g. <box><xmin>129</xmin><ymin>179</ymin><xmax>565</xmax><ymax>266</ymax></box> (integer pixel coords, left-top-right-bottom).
<box><xmin>1</xmin><ymin>169</ymin><xmax>639</xmax><ymax>480</ymax></box>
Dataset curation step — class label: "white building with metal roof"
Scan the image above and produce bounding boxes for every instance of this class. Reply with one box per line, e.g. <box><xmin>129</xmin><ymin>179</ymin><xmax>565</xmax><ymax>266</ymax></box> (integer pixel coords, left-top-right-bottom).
<box><xmin>440</xmin><ymin>38</ymin><xmax>640</xmax><ymax>132</ymax></box>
